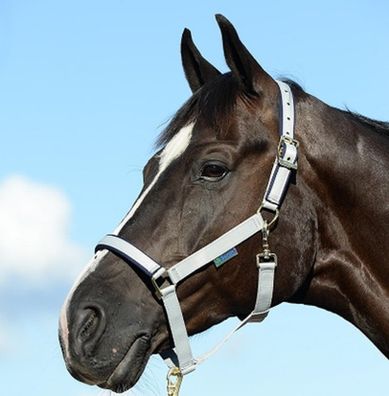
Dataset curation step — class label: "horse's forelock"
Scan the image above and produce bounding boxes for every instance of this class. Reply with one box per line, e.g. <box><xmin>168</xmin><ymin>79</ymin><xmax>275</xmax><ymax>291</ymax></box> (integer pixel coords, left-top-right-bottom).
<box><xmin>156</xmin><ymin>72</ymin><xmax>244</xmax><ymax>149</ymax></box>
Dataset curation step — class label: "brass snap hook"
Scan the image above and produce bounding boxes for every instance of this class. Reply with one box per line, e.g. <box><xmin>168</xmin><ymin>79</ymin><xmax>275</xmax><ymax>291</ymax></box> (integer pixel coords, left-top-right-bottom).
<box><xmin>257</xmin><ymin>219</ymin><xmax>278</xmax><ymax>267</ymax></box>
<box><xmin>167</xmin><ymin>367</ymin><xmax>183</xmax><ymax>396</ymax></box>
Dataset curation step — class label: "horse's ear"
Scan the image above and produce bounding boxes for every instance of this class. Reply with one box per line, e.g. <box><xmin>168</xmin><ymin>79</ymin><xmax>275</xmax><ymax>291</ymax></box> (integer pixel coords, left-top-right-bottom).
<box><xmin>181</xmin><ymin>28</ymin><xmax>221</xmax><ymax>93</ymax></box>
<box><xmin>215</xmin><ymin>14</ymin><xmax>273</xmax><ymax>95</ymax></box>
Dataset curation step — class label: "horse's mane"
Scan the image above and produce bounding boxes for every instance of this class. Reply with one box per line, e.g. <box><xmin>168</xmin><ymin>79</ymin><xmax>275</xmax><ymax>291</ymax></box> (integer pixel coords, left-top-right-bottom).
<box><xmin>156</xmin><ymin>75</ymin><xmax>389</xmax><ymax>149</ymax></box>
<box><xmin>343</xmin><ymin>110</ymin><xmax>389</xmax><ymax>137</ymax></box>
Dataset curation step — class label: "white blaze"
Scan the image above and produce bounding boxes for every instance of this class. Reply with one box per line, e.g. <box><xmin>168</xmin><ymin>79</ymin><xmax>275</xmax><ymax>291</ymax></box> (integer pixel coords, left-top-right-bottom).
<box><xmin>113</xmin><ymin>122</ymin><xmax>194</xmax><ymax>234</ymax></box>
<box><xmin>60</xmin><ymin>123</ymin><xmax>194</xmax><ymax>358</ymax></box>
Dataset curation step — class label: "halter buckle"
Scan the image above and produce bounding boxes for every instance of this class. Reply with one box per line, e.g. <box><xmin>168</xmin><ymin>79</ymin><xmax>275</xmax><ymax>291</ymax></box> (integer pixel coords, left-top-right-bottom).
<box><xmin>278</xmin><ymin>135</ymin><xmax>299</xmax><ymax>170</ymax></box>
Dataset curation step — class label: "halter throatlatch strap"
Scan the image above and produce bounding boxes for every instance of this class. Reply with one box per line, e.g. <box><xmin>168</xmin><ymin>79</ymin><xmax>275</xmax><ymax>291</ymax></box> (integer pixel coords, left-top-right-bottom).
<box><xmin>95</xmin><ymin>80</ymin><xmax>298</xmax><ymax>376</ymax></box>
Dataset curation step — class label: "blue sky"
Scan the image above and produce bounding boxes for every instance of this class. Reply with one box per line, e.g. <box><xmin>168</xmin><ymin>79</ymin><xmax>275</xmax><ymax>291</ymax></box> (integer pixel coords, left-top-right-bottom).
<box><xmin>0</xmin><ymin>1</ymin><xmax>388</xmax><ymax>395</ymax></box>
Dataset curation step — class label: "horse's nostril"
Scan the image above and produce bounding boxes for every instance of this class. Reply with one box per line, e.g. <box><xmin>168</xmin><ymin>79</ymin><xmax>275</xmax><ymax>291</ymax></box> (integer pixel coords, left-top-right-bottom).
<box><xmin>75</xmin><ymin>305</ymin><xmax>106</xmax><ymax>356</ymax></box>
<box><xmin>79</xmin><ymin>308</ymin><xmax>99</xmax><ymax>342</ymax></box>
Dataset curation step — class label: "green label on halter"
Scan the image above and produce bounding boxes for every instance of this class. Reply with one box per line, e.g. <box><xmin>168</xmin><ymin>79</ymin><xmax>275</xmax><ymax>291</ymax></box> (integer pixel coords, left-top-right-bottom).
<box><xmin>213</xmin><ymin>247</ymin><xmax>238</xmax><ymax>268</ymax></box>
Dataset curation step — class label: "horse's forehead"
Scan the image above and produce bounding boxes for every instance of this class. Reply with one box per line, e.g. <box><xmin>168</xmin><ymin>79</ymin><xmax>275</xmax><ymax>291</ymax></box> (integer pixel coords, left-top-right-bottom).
<box><xmin>190</xmin><ymin>109</ymin><xmax>256</xmax><ymax>146</ymax></box>
<box><xmin>113</xmin><ymin>123</ymin><xmax>194</xmax><ymax>234</ymax></box>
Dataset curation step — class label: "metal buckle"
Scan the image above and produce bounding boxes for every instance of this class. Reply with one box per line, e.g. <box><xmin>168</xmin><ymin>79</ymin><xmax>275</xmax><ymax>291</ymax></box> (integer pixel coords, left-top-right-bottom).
<box><xmin>151</xmin><ymin>267</ymin><xmax>169</xmax><ymax>299</ymax></box>
<box><xmin>278</xmin><ymin>135</ymin><xmax>299</xmax><ymax>170</ymax></box>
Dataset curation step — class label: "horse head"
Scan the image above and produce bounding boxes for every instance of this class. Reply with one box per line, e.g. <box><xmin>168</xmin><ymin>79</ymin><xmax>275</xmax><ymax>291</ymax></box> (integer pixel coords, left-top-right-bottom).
<box><xmin>60</xmin><ymin>14</ymin><xmax>388</xmax><ymax>393</ymax></box>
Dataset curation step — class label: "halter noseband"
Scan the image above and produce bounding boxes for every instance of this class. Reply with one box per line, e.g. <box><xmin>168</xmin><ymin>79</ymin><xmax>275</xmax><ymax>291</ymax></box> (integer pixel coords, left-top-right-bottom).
<box><xmin>95</xmin><ymin>80</ymin><xmax>298</xmax><ymax>376</ymax></box>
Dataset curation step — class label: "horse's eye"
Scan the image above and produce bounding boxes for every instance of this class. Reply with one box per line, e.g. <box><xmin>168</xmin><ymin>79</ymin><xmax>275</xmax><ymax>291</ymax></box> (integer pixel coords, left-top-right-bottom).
<box><xmin>200</xmin><ymin>162</ymin><xmax>229</xmax><ymax>181</ymax></box>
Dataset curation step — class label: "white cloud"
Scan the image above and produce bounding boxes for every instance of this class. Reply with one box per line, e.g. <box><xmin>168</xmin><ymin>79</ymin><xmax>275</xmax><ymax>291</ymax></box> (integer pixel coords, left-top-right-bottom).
<box><xmin>0</xmin><ymin>175</ymin><xmax>87</xmax><ymax>284</ymax></box>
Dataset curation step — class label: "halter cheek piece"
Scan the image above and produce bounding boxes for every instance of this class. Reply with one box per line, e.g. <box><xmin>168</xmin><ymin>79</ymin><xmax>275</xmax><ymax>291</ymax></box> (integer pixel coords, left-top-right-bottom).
<box><xmin>95</xmin><ymin>81</ymin><xmax>298</xmax><ymax>377</ymax></box>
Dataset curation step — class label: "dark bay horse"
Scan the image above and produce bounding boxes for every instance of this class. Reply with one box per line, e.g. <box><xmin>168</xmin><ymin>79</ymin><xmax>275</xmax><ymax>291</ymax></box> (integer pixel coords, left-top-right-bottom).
<box><xmin>59</xmin><ymin>14</ymin><xmax>389</xmax><ymax>393</ymax></box>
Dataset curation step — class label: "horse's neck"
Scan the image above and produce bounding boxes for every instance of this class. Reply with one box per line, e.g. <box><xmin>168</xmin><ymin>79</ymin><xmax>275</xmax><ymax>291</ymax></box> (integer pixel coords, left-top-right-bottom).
<box><xmin>297</xmin><ymin>96</ymin><xmax>389</xmax><ymax>357</ymax></box>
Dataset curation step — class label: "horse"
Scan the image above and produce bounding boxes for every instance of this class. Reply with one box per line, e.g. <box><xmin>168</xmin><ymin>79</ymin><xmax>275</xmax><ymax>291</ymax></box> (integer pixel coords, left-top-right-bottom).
<box><xmin>59</xmin><ymin>14</ymin><xmax>389</xmax><ymax>394</ymax></box>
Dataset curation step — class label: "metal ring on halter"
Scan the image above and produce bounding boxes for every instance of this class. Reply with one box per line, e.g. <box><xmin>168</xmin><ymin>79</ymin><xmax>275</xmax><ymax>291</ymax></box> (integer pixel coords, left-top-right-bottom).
<box><xmin>257</xmin><ymin>205</ymin><xmax>279</xmax><ymax>229</ymax></box>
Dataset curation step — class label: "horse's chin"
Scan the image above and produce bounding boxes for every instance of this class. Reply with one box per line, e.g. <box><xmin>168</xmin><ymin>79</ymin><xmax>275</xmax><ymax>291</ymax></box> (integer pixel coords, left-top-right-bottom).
<box><xmin>99</xmin><ymin>334</ymin><xmax>151</xmax><ymax>393</ymax></box>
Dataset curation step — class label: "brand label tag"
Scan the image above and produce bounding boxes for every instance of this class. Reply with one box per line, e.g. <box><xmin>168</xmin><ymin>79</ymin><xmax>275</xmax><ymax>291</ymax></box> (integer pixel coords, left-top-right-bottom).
<box><xmin>213</xmin><ymin>247</ymin><xmax>238</xmax><ymax>268</ymax></box>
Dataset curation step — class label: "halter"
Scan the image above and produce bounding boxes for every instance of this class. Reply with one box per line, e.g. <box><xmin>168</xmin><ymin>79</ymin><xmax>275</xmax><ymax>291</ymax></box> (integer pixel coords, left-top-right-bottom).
<box><xmin>95</xmin><ymin>80</ymin><xmax>298</xmax><ymax>386</ymax></box>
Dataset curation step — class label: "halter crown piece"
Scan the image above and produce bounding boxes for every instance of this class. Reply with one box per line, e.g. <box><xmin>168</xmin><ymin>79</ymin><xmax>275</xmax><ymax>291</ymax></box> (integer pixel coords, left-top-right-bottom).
<box><xmin>95</xmin><ymin>81</ymin><xmax>298</xmax><ymax>394</ymax></box>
